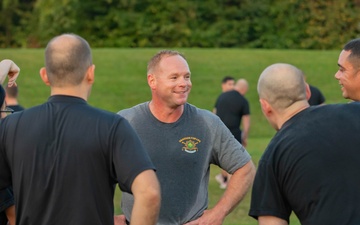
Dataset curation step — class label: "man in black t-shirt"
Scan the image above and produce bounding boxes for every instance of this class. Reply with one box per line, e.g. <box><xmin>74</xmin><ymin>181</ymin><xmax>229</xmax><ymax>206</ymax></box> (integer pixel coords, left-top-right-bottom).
<box><xmin>214</xmin><ymin>78</ymin><xmax>250</xmax><ymax>188</ymax></box>
<box><xmin>249</xmin><ymin>63</ymin><xmax>360</xmax><ymax>225</ymax></box>
<box><xmin>214</xmin><ymin>78</ymin><xmax>250</xmax><ymax>146</ymax></box>
<box><xmin>0</xmin><ymin>34</ymin><xmax>161</xmax><ymax>225</ymax></box>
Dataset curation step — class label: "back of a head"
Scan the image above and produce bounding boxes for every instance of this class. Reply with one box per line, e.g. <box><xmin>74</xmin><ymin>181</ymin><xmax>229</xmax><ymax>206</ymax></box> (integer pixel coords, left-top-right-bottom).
<box><xmin>235</xmin><ymin>79</ymin><xmax>249</xmax><ymax>95</ymax></box>
<box><xmin>45</xmin><ymin>34</ymin><xmax>92</xmax><ymax>87</ymax></box>
<box><xmin>5</xmin><ymin>85</ymin><xmax>18</xmax><ymax>98</ymax></box>
<box><xmin>147</xmin><ymin>50</ymin><xmax>185</xmax><ymax>74</ymax></box>
<box><xmin>343</xmin><ymin>38</ymin><xmax>360</xmax><ymax>70</ymax></box>
<box><xmin>258</xmin><ymin>63</ymin><xmax>307</xmax><ymax>110</ymax></box>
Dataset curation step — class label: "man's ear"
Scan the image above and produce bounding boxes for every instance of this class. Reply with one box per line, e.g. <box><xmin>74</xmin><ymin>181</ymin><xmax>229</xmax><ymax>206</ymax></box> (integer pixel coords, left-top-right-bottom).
<box><xmin>147</xmin><ymin>73</ymin><xmax>156</xmax><ymax>90</ymax></box>
<box><xmin>259</xmin><ymin>98</ymin><xmax>272</xmax><ymax>116</ymax></box>
<box><xmin>85</xmin><ymin>64</ymin><xmax>95</xmax><ymax>84</ymax></box>
<box><xmin>305</xmin><ymin>83</ymin><xmax>311</xmax><ymax>101</ymax></box>
<box><xmin>39</xmin><ymin>67</ymin><xmax>51</xmax><ymax>86</ymax></box>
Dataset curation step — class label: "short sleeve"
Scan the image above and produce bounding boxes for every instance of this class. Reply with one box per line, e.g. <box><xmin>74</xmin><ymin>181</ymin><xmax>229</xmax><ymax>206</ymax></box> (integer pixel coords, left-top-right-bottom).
<box><xmin>249</xmin><ymin>159</ymin><xmax>291</xmax><ymax>222</ymax></box>
<box><xmin>110</xmin><ymin>117</ymin><xmax>155</xmax><ymax>193</ymax></box>
<box><xmin>211</xmin><ymin>117</ymin><xmax>251</xmax><ymax>173</ymax></box>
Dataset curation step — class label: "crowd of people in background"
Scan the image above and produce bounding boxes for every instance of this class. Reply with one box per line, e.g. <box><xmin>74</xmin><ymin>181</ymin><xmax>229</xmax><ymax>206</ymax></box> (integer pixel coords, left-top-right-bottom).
<box><xmin>1</xmin><ymin>33</ymin><xmax>360</xmax><ymax>225</ymax></box>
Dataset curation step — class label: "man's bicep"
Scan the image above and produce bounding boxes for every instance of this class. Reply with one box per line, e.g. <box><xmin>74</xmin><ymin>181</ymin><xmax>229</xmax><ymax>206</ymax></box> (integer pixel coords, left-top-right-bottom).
<box><xmin>259</xmin><ymin>216</ymin><xmax>288</xmax><ymax>225</ymax></box>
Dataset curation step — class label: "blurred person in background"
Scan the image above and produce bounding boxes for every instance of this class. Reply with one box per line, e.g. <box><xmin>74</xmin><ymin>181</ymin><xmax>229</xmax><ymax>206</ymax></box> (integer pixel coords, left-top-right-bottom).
<box><xmin>214</xmin><ymin>78</ymin><xmax>250</xmax><ymax>189</ymax></box>
<box><xmin>5</xmin><ymin>85</ymin><xmax>25</xmax><ymax>112</ymax></box>
<box><xmin>220</xmin><ymin>76</ymin><xmax>235</xmax><ymax>93</ymax></box>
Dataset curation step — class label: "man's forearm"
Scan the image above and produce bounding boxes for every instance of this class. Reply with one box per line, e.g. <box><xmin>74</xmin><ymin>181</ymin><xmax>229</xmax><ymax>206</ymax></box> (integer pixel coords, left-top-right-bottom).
<box><xmin>213</xmin><ymin>161</ymin><xmax>256</xmax><ymax>218</ymax></box>
<box><xmin>5</xmin><ymin>205</ymin><xmax>15</xmax><ymax>225</ymax></box>
<box><xmin>130</xmin><ymin>170</ymin><xmax>161</xmax><ymax>225</ymax></box>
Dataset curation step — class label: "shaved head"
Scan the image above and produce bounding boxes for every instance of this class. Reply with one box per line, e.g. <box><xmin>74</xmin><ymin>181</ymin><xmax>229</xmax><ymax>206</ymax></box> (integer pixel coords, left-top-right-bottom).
<box><xmin>258</xmin><ymin>63</ymin><xmax>307</xmax><ymax>110</ymax></box>
<box><xmin>235</xmin><ymin>78</ymin><xmax>249</xmax><ymax>95</ymax></box>
<box><xmin>45</xmin><ymin>34</ymin><xmax>92</xmax><ymax>87</ymax></box>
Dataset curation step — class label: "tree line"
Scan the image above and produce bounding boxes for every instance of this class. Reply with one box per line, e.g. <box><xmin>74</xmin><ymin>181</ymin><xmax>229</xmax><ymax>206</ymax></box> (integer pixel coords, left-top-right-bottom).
<box><xmin>1</xmin><ymin>0</ymin><xmax>360</xmax><ymax>49</ymax></box>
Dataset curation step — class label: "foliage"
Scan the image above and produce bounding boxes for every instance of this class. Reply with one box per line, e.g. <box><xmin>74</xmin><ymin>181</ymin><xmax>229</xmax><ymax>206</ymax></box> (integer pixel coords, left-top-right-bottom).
<box><xmin>1</xmin><ymin>0</ymin><xmax>360</xmax><ymax>48</ymax></box>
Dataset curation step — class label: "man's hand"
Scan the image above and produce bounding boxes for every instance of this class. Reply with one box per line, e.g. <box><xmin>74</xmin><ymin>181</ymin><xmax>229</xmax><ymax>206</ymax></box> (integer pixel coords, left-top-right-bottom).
<box><xmin>114</xmin><ymin>214</ymin><xmax>127</xmax><ymax>225</ymax></box>
<box><xmin>0</xmin><ymin>59</ymin><xmax>20</xmax><ymax>86</ymax></box>
<box><xmin>184</xmin><ymin>161</ymin><xmax>255</xmax><ymax>225</ymax></box>
<box><xmin>183</xmin><ymin>209</ymin><xmax>224</xmax><ymax>225</ymax></box>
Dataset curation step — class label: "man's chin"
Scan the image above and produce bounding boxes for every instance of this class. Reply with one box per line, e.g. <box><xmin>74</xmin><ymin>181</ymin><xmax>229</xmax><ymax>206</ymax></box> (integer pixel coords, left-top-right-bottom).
<box><xmin>175</xmin><ymin>99</ymin><xmax>187</xmax><ymax>106</ymax></box>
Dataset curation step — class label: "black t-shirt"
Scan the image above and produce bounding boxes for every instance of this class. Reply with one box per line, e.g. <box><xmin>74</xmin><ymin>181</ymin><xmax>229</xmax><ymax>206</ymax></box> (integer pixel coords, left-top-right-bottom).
<box><xmin>308</xmin><ymin>85</ymin><xmax>325</xmax><ymax>106</ymax></box>
<box><xmin>214</xmin><ymin>90</ymin><xmax>250</xmax><ymax>141</ymax></box>
<box><xmin>249</xmin><ymin>103</ymin><xmax>360</xmax><ymax>225</ymax></box>
<box><xmin>0</xmin><ymin>95</ymin><xmax>155</xmax><ymax>225</ymax></box>
<box><xmin>7</xmin><ymin>104</ymin><xmax>25</xmax><ymax>112</ymax></box>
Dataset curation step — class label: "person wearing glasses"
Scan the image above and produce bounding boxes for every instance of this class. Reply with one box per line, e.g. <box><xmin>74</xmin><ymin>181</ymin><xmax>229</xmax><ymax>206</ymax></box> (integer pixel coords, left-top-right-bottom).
<box><xmin>0</xmin><ymin>59</ymin><xmax>19</xmax><ymax>225</ymax></box>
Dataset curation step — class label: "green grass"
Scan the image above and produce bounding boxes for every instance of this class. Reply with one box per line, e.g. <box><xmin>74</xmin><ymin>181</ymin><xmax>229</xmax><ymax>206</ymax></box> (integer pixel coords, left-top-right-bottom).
<box><xmin>1</xmin><ymin>48</ymin><xmax>346</xmax><ymax>224</ymax></box>
<box><xmin>1</xmin><ymin>48</ymin><xmax>348</xmax><ymax>138</ymax></box>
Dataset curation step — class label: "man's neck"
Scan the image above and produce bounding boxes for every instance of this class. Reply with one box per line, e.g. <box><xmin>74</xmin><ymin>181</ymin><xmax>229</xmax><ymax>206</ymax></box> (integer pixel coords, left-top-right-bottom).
<box><xmin>50</xmin><ymin>86</ymin><xmax>89</xmax><ymax>101</ymax></box>
<box><xmin>277</xmin><ymin>101</ymin><xmax>310</xmax><ymax>130</ymax></box>
<box><xmin>5</xmin><ymin>98</ymin><xmax>18</xmax><ymax>106</ymax></box>
<box><xmin>148</xmin><ymin>100</ymin><xmax>184</xmax><ymax>123</ymax></box>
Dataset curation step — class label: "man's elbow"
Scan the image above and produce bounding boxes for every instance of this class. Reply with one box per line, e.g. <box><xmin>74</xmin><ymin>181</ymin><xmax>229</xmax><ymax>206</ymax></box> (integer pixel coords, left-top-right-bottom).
<box><xmin>241</xmin><ymin>160</ymin><xmax>256</xmax><ymax>184</ymax></box>
<box><xmin>146</xmin><ymin>184</ymin><xmax>161</xmax><ymax>209</ymax></box>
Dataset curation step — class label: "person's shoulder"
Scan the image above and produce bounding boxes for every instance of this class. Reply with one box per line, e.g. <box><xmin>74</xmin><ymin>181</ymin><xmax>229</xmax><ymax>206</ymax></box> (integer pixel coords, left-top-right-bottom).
<box><xmin>216</xmin><ymin>90</ymin><xmax>237</xmax><ymax>101</ymax></box>
<box><xmin>11</xmin><ymin>103</ymin><xmax>43</xmax><ymax>114</ymax></box>
<box><xmin>118</xmin><ymin>102</ymin><xmax>148</xmax><ymax>119</ymax></box>
<box><xmin>223</xmin><ymin>90</ymin><xmax>237</xmax><ymax>95</ymax></box>
<box><xmin>301</xmin><ymin>103</ymin><xmax>360</xmax><ymax>124</ymax></box>
<box><xmin>332</xmin><ymin>102</ymin><xmax>360</xmax><ymax>112</ymax></box>
<box><xmin>8</xmin><ymin>105</ymin><xmax>25</xmax><ymax>112</ymax></box>
<box><xmin>314</xmin><ymin>102</ymin><xmax>359</xmax><ymax>111</ymax></box>
<box><xmin>186</xmin><ymin>103</ymin><xmax>220</xmax><ymax>120</ymax></box>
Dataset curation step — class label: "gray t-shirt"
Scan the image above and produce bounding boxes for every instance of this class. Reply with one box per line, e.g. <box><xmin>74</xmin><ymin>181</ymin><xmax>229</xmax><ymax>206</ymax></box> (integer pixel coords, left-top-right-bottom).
<box><xmin>118</xmin><ymin>102</ymin><xmax>251</xmax><ymax>225</ymax></box>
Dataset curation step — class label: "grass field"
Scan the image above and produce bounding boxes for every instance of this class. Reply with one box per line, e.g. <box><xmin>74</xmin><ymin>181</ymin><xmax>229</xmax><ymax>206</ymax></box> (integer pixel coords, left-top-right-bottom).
<box><xmin>1</xmin><ymin>48</ymin><xmax>348</xmax><ymax>224</ymax></box>
<box><xmin>1</xmin><ymin>48</ymin><xmax>348</xmax><ymax>138</ymax></box>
